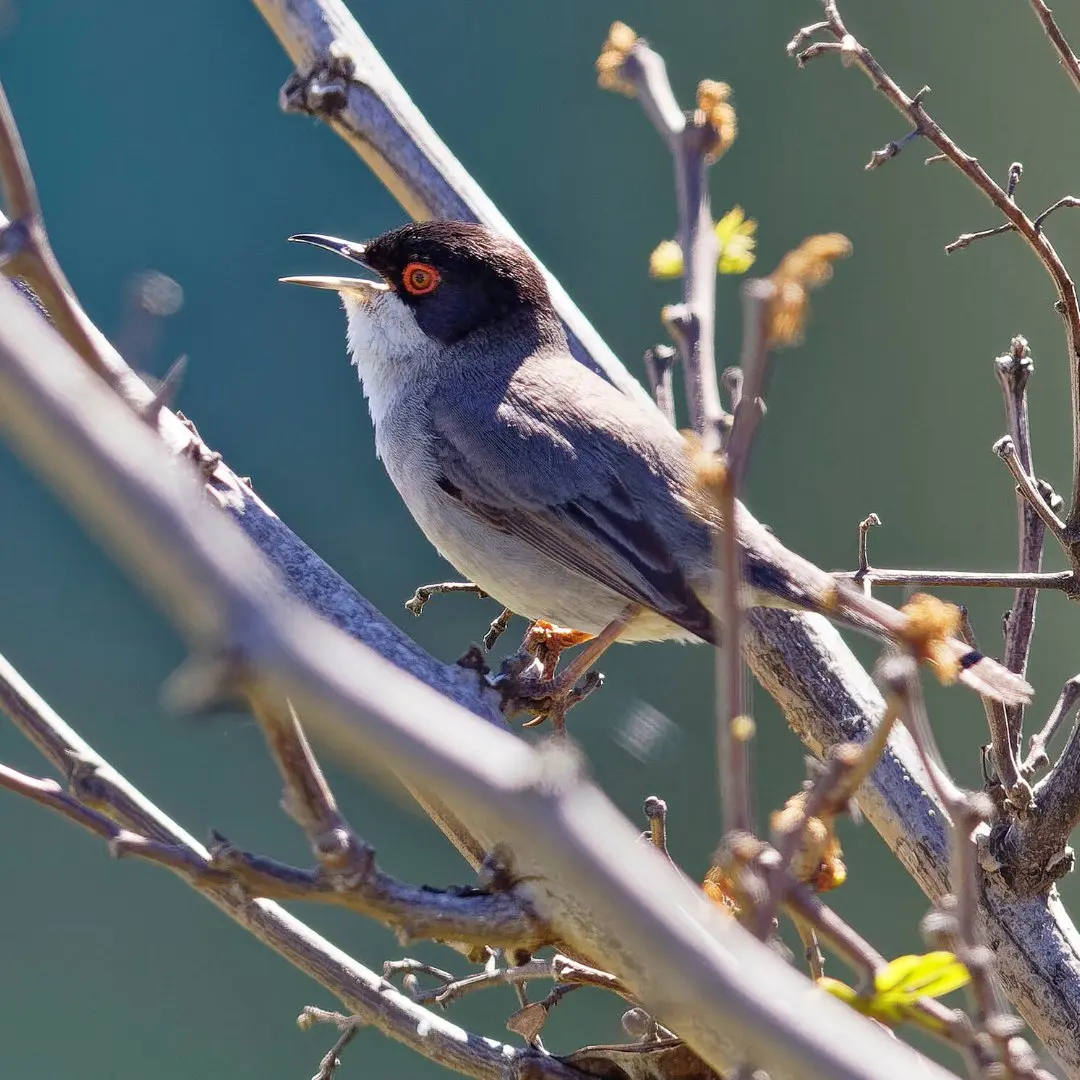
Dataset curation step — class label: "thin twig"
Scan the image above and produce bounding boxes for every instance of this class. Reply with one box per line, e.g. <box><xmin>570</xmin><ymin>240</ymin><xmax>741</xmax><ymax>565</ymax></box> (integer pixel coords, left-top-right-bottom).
<box><xmin>782</xmin><ymin>878</ymin><xmax>886</xmax><ymax>985</ymax></box>
<box><xmin>412</xmin><ymin>959</ymin><xmax>552</xmax><ymax>1007</ymax></box>
<box><xmin>993</xmin><ymin>436</ymin><xmax>1068</xmax><ymax>546</ymax></box>
<box><xmin>856</xmin><ymin>513</ymin><xmax>881</xmax><ymax>583</ymax></box>
<box><xmin>944</xmin><ymin>224</ymin><xmax>1016</xmax><ymax>254</ymax></box>
<box><xmin>876</xmin><ymin>656</ymin><xmax>966</xmax><ymax>815</ymax></box>
<box><xmin>484</xmin><ymin>608</ymin><xmax>514</xmax><ymax>652</ymax></box>
<box><xmin>1027</xmin><ymin>0</ymin><xmax>1080</xmax><ymax>96</ymax></box>
<box><xmin>833</xmin><ymin>568</ymin><xmax>1072</xmax><ymax>590</ymax></box>
<box><xmin>944</xmin><ymin>197</ymin><xmax>1080</xmax><ymax>253</ymax></box>
<box><xmin>707</xmin><ymin>284</ymin><xmax>777</xmax><ymax>841</ymax></box>
<box><xmin>1025</xmin><ymin>676</ymin><xmax>1080</xmax><ymax>775</ymax></box>
<box><xmin>792</xmin><ymin>1</ymin><xmax>1080</xmax><ymax>555</ymax></box>
<box><xmin>0</xmin><ymin>763</ymin><xmax>217</xmax><ymax>878</ymax></box>
<box><xmin>1034</xmin><ymin>195</ymin><xmax>1080</xmax><ymax>230</ymax></box>
<box><xmin>995</xmin><ymin>337</ymin><xmax>1049</xmax><ymax>776</ymax></box>
<box><xmin>251</xmin><ymin>694</ymin><xmax>375</xmax><ymax>884</ymax></box>
<box><xmin>619</xmin><ymin>38</ymin><xmax>726</xmax><ymax>449</ymax></box>
<box><xmin>298</xmin><ymin>1008</ymin><xmax>366</xmax><ymax>1080</ymax></box>
<box><xmin>724</xmin><ymin>278</ymin><xmax>775</xmax><ymax>489</ymax></box>
<box><xmin>716</xmin><ymin>468</ymin><xmax>754</xmax><ymax>838</ymax></box>
<box><xmin>203</xmin><ymin>833</ymin><xmax>551</xmax><ymax>951</ymax></box>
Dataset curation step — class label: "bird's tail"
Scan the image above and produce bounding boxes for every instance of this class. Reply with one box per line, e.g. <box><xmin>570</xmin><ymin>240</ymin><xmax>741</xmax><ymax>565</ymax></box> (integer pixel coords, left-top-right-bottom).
<box><xmin>828</xmin><ymin>587</ymin><xmax>1032</xmax><ymax>706</ymax></box>
<box><xmin>737</xmin><ymin>521</ymin><xmax>1033</xmax><ymax>707</ymax></box>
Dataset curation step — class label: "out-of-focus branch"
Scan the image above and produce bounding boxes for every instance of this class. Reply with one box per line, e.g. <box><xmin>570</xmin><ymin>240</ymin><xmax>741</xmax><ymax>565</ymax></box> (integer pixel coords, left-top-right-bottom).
<box><xmin>600</xmin><ymin>23</ymin><xmax>751</xmax><ymax>838</ymax></box>
<box><xmin>0</xmin><ymin>654</ymin><xmax>572</xmax><ymax>1080</ymax></box>
<box><xmin>0</xmin><ymin>278</ymin><xmax>961</xmax><ymax>1080</ymax></box>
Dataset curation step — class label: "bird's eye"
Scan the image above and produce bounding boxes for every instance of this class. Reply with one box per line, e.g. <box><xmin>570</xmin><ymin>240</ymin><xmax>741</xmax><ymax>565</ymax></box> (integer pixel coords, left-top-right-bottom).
<box><xmin>402</xmin><ymin>261</ymin><xmax>440</xmax><ymax>296</ymax></box>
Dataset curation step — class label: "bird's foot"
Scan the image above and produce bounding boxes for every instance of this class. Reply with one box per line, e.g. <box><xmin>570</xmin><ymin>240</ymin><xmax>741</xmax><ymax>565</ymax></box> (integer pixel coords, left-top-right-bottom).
<box><xmin>487</xmin><ymin>641</ymin><xmax>605</xmax><ymax>731</ymax></box>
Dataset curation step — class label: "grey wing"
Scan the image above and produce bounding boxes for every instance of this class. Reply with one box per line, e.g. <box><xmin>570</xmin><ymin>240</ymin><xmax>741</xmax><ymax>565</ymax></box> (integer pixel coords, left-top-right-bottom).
<box><xmin>429</xmin><ymin>359</ymin><xmax>717</xmax><ymax>642</ymax></box>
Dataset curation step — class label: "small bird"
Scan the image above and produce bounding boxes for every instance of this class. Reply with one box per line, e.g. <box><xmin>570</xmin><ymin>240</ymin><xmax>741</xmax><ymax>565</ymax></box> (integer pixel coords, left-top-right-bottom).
<box><xmin>283</xmin><ymin>220</ymin><xmax>1031</xmax><ymax>706</ymax></box>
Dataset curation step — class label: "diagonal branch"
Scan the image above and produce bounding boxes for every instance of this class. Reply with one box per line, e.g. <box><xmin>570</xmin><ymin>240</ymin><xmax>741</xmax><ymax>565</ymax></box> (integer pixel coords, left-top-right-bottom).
<box><xmin>1027</xmin><ymin>0</ymin><xmax>1080</xmax><ymax>96</ymax></box>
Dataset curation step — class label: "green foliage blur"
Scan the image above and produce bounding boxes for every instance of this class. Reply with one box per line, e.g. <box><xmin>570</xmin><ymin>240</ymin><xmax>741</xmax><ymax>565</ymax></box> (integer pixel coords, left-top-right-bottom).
<box><xmin>2</xmin><ymin>1</ymin><xmax>1080</xmax><ymax>1075</ymax></box>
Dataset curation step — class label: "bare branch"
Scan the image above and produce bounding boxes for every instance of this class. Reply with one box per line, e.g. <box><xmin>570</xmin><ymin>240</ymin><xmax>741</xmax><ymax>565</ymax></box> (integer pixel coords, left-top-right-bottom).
<box><xmin>299</xmin><ymin>1009</ymin><xmax>364</xmax><ymax>1080</ymax></box>
<box><xmin>1025</xmin><ymin>676</ymin><xmax>1080</xmax><ymax>775</ymax></box>
<box><xmin>1027</xmin><ymin>0</ymin><xmax>1080</xmax><ymax>95</ymax></box>
<box><xmin>994</xmin><ymin>436</ymin><xmax>1069</xmax><ymax>545</ymax></box>
<box><xmin>793</xmin><ymin>2</ymin><xmax>1080</xmax><ymax>551</ymax></box>
<box><xmin>856</xmin><ymin>512</ymin><xmax>881</xmax><ymax>584</ymax></box>
<box><xmin>615</xmin><ymin>35</ymin><xmax>727</xmax><ymax>449</ymax></box>
<box><xmin>202</xmin><ymin>834</ymin><xmax>552</xmax><ymax>952</ymax></box>
<box><xmin>834</xmin><ymin>569</ymin><xmax>1071</xmax><ymax>590</ymax></box>
<box><xmin>995</xmin><ymin>337</ymin><xmax>1050</xmax><ymax>789</ymax></box>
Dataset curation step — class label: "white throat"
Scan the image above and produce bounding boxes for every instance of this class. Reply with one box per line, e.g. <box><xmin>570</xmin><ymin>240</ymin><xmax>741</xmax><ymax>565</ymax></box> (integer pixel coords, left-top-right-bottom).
<box><xmin>342</xmin><ymin>289</ymin><xmax>430</xmax><ymax>447</ymax></box>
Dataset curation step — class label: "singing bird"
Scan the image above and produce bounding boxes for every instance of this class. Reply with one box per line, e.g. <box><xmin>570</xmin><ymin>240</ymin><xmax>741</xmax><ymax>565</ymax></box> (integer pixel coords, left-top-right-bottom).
<box><xmin>283</xmin><ymin>220</ymin><xmax>1031</xmax><ymax>706</ymax></box>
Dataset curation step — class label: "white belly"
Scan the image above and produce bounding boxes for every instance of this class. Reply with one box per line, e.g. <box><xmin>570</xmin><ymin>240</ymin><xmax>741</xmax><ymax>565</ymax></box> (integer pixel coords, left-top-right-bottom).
<box><xmin>379</xmin><ymin>421</ymin><xmax>695</xmax><ymax>643</ymax></box>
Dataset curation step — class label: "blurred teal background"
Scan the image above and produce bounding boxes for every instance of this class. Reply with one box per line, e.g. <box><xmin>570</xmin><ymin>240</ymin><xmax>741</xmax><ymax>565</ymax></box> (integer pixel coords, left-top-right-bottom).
<box><xmin>3</xmin><ymin>1</ymin><xmax>1080</xmax><ymax>1075</ymax></box>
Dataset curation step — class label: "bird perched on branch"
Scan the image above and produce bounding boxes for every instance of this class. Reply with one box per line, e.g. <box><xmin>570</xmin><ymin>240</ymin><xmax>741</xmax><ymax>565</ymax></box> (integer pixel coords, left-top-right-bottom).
<box><xmin>283</xmin><ymin>220</ymin><xmax>1031</xmax><ymax>708</ymax></box>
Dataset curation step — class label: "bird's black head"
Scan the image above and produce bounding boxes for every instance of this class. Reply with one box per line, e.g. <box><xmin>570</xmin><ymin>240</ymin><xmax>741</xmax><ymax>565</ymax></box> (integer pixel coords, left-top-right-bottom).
<box><xmin>360</xmin><ymin>221</ymin><xmax>556</xmax><ymax>345</ymax></box>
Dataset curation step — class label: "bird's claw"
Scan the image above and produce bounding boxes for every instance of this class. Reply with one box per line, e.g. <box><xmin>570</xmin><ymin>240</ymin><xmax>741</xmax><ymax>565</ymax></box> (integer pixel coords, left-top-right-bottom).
<box><xmin>488</xmin><ymin>651</ymin><xmax>604</xmax><ymax>730</ymax></box>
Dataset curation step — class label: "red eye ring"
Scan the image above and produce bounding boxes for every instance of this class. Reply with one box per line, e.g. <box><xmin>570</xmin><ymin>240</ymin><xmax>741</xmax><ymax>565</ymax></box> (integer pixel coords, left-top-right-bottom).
<box><xmin>402</xmin><ymin>261</ymin><xmax>440</xmax><ymax>296</ymax></box>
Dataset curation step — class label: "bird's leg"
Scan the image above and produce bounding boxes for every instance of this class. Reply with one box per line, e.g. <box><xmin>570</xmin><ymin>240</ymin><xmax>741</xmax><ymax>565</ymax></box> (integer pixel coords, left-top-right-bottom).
<box><xmin>523</xmin><ymin>621</ymin><xmax>595</xmax><ymax>680</ymax></box>
<box><xmin>551</xmin><ymin>604</ymin><xmax>641</xmax><ymax>694</ymax></box>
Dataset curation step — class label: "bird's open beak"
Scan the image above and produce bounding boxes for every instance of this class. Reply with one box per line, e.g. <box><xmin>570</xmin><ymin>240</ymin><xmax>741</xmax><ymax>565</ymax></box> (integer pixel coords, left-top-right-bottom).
<box><xmin>280</xmin><ymin>233</ymin><xmax>389</xmax><ymax>293</ymax></box>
